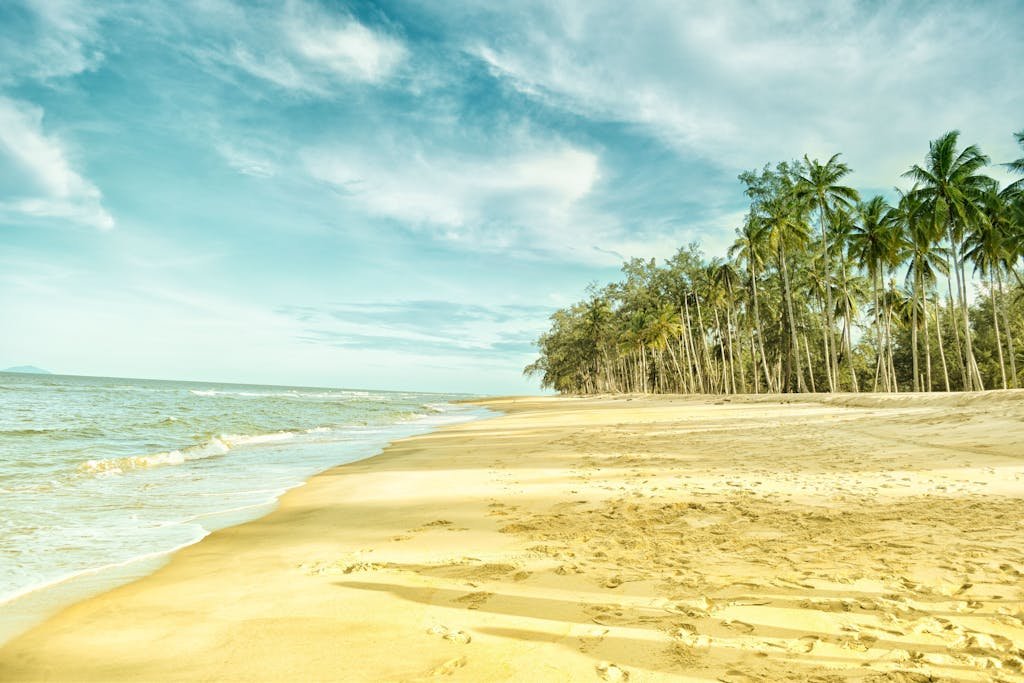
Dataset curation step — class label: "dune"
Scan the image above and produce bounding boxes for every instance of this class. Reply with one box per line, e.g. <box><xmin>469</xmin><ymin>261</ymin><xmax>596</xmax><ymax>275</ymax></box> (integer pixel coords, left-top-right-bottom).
<box><xmin>1</xmin><ymin>392</ymin><xmax>1023</xmax><ymax>681</ymax></box>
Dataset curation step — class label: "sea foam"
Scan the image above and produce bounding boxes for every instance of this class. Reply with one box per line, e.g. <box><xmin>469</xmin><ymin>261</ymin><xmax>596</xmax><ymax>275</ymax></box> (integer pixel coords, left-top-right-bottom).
<box><xmin>78</xmin><ymin>436</ymin><xmax>232</xmax><ymax>474</ymax></box>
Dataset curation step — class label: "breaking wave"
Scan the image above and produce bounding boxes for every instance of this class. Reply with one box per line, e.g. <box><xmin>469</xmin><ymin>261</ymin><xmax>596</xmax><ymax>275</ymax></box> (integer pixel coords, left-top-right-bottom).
<box><xmin>77</xmin><ymin>431</ymin><xmax>299</xmax><ymax>475</ymax></box>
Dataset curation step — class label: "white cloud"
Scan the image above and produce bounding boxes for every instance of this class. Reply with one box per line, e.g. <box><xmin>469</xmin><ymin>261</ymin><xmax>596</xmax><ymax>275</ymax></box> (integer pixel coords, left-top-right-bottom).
<box><xmin>469</xmin><ymin>0</ymin><xmax>1024</xmax><ymax>189</ymax></box>
<box><xmin>0</xmin><ymin>97</ymin><xmax>114</xmax><ymax>230</ymax></box>
<box><xmin>193</xmin><ymin>0</ymin><xmax>407</xmax><ymax>94</ymax></box>
<box><xmin>0</xmin><ymin>0</ymin><xmax>106</xmax><ymax>84</ymax></box>
<box><xmin>301</xmin><ymin>133</ymin><xmax>715</xmax><ymax>265</ymax></box>
<box><xmin>286</xmin><ymin>4</ymin><xmax>406</xmax><ymax>83</ymax></box>
<box><xmin>301</xmin><ymin>140</ymin><xmax>625</xmax><ymax>260</ymax></box>
<box><xmin>215</xmin><ymin>141</ymin><xmax>276</xmax><ymax>177</ymax></box>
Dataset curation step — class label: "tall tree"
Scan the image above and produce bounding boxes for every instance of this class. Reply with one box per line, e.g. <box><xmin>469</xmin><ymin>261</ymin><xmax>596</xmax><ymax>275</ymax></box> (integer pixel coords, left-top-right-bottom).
<box><xmin>904</xmin><ymin>131</ymin><xmax>993</xmax><ymax>391</ymax></box>
<box><xmin>849</xmin><ymin>195</ymin><xmax>899</xmax><ymax>390</ymax></box>
<box><xmin>1005</xmin><ymin>130</ymin><xmax>1024</xmax><ymax>195</ymax></box>
<box><xmin>966</xmin><ymin>186</ymin><xmax>1016</xmax><ymax>388</ymax></box>
<box><xmin>729</xmin><ymin>217</ymin><xmax>774</xmax><ymax>391</ymax></box>
<box><xmin>898</xmin><ymin>189</ymin><xmax>948</xmax><ymax>391</ymax></box>
<box><xmin>795</xmin><ymin>155</ymin><xmax>860</xmax><ymax>391</ymax></box>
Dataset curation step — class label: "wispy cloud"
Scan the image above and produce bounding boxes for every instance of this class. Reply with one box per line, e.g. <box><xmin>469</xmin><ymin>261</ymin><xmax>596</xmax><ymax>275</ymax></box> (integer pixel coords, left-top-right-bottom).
<box><xmin>279</xmin><ymin>300</ymin><xmax>553</xmax><ymax>357</ymax></box>
<box><xmin>215</xmin><ymin>141</ymin><xmax>277</xmax><ymax>178</ymax></box>
<box><xmin>191</xmin><ymin>0</ymin><xmax>407</xmax><ymax>95</ymax></box>
<box><xmin>0</xmin><ymin>0</ymin><xmax>106</xmax><ymax>84</ymax></box>
<box><xmin>0</xmin><ymin>96</ymin><xmax>114</xmax><ymax>230</ymax></box>
<box><xmin>468</xmin><ymin>0</ymin><xmax>1024</xmax><ymax>188</ymax></box>
<box><xmin>302</xmin><ymin>138</ymin><xmax>617</xmax><ymax>259</ymax></box>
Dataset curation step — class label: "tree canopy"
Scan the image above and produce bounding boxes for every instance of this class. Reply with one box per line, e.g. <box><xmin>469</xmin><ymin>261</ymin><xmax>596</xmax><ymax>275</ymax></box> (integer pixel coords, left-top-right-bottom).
<box><xmin>527</xmin><ymin>131</ymin><xmax>1024</xmax><ymax>395</ymax></box>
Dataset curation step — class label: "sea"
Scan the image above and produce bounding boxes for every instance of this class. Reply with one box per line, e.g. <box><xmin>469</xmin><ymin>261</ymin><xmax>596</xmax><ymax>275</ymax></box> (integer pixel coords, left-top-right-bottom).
<box><xmin>0</xmin><ymin>371</ymin><xmax>487</xmax><ymax>644</ymax></box>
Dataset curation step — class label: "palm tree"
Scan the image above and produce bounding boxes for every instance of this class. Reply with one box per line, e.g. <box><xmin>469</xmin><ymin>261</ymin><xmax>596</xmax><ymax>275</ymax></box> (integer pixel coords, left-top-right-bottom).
<box><xmin>762</xmin><ymin>193</ymin><xmax>811</xmax><ymax>392</ymax></box>
<box><xmin>582</xmin><ymin>294</ymin><xmax>616</xmax><ymax>392</ymax></box>
<box><xmin>711</xmin><ymin>260</ymin><xmax>744</xmax><ymax>393</ymax></box>
<box><xmin>879</xmin><ymin>281</ymin><xmax>909</xmax><ymax>390</ymax></box>
<box><xmin>966</xmin><ymin>186</ymin><xmax>1017</xmax><ymax>388</ymax></box>
<box><xmin>904</xmin><ymin>131</ymin><xmax>993</xmax><ymax>391</ymax></box>
<box><xmin>830</xmin><ymin>208</ymin><xmax>864</xmax><ymax>391</ymax></box>
<box><xmin>1005</xmin><ymin>130</ymin><xmax>1024</xmax><ymax>195</ymax></box>
<box><xmin>526</xmin><ymin>128</ymin><xmax>1023</xmax><ymax>398</ymax></box>
<box><xmin>899</xmin><ymin>189</ymin><xmax>949</xmax><ymax>391</ymax></box>
<box><xmin>729</xmin><ymin>217</ymin><xmax>774</xmax><ymax>391</ymax></box>
<box><xmin>795</xmin><ymin>154</ymin><xmax>860</xmax><ymax>391</ymax></box>
<box><xmin>849</xmin><ymin>195</ymin><xmax>899</xmax><ymax>390</ymax></box>
<box><xmin>643</xmin><ymin>304</ymin><xmax>685</xmax><ymax>392</ymax></box>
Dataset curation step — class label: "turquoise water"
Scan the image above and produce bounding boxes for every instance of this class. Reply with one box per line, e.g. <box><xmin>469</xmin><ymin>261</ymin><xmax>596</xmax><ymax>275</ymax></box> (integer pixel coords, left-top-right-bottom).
<box><xmin>0</xmin><ymin>372</ymin><xmax>484</xmax><ymax>642</ymax></box>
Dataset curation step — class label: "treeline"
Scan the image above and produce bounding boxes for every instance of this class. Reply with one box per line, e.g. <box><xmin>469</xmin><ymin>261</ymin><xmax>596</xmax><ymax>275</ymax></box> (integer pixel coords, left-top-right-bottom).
<box><xmin>525</xmin><ymin>130</ymin><xmax>1024</xmax><ymax>395</ymax></box>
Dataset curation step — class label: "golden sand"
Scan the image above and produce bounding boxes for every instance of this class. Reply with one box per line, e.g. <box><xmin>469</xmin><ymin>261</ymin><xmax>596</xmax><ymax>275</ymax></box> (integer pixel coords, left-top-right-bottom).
<box><xmin>1</xmin><ymin>392</ymin><xmax>1023</xmax><ymax>681</ymax></box>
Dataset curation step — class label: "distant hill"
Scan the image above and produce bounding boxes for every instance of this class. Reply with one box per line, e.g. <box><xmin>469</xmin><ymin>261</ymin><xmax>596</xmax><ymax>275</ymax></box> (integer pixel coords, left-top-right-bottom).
<box><xmin>3</xmin><ymin>365</ymin><xmax>53</xmax><ymax>374</ymax></box>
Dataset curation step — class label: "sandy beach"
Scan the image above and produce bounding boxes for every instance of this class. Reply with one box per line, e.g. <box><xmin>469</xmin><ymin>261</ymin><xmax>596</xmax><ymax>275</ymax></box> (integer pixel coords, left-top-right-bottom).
<box><xmin>2</xmin><ymin>392</ymin><xmax>1023</xmax><ymax>681</ymax></box>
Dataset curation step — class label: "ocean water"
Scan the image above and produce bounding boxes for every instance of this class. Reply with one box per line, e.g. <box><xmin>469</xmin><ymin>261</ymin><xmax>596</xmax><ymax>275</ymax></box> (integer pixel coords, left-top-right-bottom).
<box><xmin>0</xmin><ymin>372</ymin><xmax>485</xmax><ymax>643</ymax></box>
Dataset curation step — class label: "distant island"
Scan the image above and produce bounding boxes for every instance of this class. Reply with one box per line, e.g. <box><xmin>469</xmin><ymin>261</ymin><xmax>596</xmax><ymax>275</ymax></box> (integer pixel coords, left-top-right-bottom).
<box><xmin>2</xmin><ymin>365</ymin><xmax>53</xmax><ymax>374</ymax></box>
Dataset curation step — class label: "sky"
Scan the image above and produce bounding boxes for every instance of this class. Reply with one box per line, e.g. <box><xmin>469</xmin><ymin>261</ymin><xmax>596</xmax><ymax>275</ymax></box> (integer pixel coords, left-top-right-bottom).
<box><xmin>1</xmin><ymin>0</ymin><xmax>1022</xmax><ymax>394</ymax></box>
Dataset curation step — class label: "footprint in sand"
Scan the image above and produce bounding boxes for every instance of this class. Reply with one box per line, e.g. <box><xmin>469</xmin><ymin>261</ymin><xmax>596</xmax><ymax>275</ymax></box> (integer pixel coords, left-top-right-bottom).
<box><xmin>411</xmin><ymin>520</ymin><xmax>454</xmax><ymax>533</ymax></box>
<box><xmin>721</xmin><ymin>618</ymin><xmax>756</xmax><ymax>634</ymax></box>
<box><xmin>670</xmin><ymin>623</ymin><xmax>710</xmax><ymax>649</ymax></box>
<box><xmin>595</xmin><ymin>661</ymin><xmax>629</xmax><ymax>681</ymax></box>
<box><xmin>577</xmin><ymin>627</ymin><xmax>608</xmax><ymax>654</ymax></box>
<box><xmin>789</xmin><ymin>635</ymin><xmax>819</xmax><ymax>653</ymax></box>
<box><xmin>426</xmin><ymin>625</ymin><xmax>472</xmax><ymax>644</ymax></box>
<box><xmin>453</xmin><ymin>591</ymin><xmax>493</xmax><ymax>610</ymax></box>
<box><xmin>428</xmin><ymin>655</ymin><xmax>467</xmax><ymax>676</ymax></box>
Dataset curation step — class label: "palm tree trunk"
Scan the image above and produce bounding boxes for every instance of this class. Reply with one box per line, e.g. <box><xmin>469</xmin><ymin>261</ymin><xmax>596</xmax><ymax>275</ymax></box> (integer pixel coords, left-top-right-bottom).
<box><xmin>991</xmin><ymin>273</ymin><xmax>1007</xmax><ymax>389</ymax></box>
<box><xmin>887</xmin><ymin>302</ymin><xmax>899</xmax><ymax>392</ymax></box>
<box><xmin>872</xmin><ymin>270</ymin><xmax>885</xmax><ymax>392</ymax></box>
<box><xmin>923</xmin><ymin>294</ymin><xmax>934</xmax><ymax>391</ymax></box>
<box><xmin>917</xmin><ymin>270</ymin><xmax>925</xmax><ymax>393</ymax></box>
<box><xmin>950</xmin><ymin>225</ymin><xmax>983</xmax><ymax>390</ymax></box>
<box><xmin>677</xmin><ymin>317</ymin><xmax>694</xmax><ymax>393</ymax></box>
<box><xmin>821</xmin><ymin>296</ymin><xmax>835</xmax><ymax>392</ymax></box>
<box><xmin>683</xmin><ymin>300</ymin><xmax>704</xmax><ymax>393</ymax></box>
<box><xmin>749</xmin><ymin>265</ymin><xmax>773</xmax><ymax>391</ymax></box>
<box><xmin>883</xmin><ymin>277</ymin><xmax>898</xmax><ymax>392</ymax></box>
<box><xmin>935</xmin><ymin>301</ymin><xmax>951</xmax><ymax>392</ymax></box>
<box><xmin>641</xmin><ymin>348</ymin><xmax>647</xmax><ymax>393</ymax></box>
<box><xmin>946</xmin><ymin>281</ymin><xmax>967</xmax><ymax>389</ymax></box>
<box><xmin>779</xmin><ymin>245</ymin><xmax>806</xmax><ymax>393</ymax></box>
<box><xmin>728</xmin><ymin>302</ymin><xmax>743</xmax><ymax>393</ymax></box>
<box><xmin>818</xmin><ymin>204</ymin><xmax>838</xmax><ymax>391</ymax></box>
<box><xmin>997</xmin><ymin>271</ymin><xmax>1018</xmax><ymax>388</ymax></box>
<box><xmin>749</xmin><ymin>325</ymin><xmax>760</xmax><ymax>394</ymax></box>
<box><xmin>844</xmin><ymin>305</ymin><xmax>858</xmax><ymax>392</ymax></box>
<box><xmin>666</xmin><ymin>340</ymin><xmax>685</xmax><ymax>393</ymax></box>
<box><xmin>803</xmin><ymin>336</ymin><xmax>817</xmax><ymax>393</ymax></box>
<box><xmin>695</xmin><ymin>298</ymin><xmax>715</xmax><ymax>392</ymax></box>
<box><xmin>714</xmin><ymin>307</ymin><xmax>729</xmax><ymax>394</ymax></box>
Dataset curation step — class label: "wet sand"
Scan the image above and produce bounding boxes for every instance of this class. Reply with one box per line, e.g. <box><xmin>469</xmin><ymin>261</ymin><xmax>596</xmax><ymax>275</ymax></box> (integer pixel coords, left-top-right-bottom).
<box><xmin>2</xmin><ymin>392</ymin><xmax>1023</xmax><ymax>681</ymax></box>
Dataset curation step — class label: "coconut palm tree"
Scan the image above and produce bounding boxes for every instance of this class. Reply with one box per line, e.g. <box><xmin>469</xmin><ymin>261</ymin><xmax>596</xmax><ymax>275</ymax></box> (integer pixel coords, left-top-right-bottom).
<box><xmin>710</xmin><ymin>260</ymin><xmax>744</xmax><ymax>392</ymax></box>
<box><xmin>729</xmin><ymin>217</ymin><xmax>774</xmax><ymax>391</ymax></box>
<box><xmin>849</xmin><ymin>195</ymin><xmax>899</xmax><ymax>390</ymax></box>
<box><xmin>762</xmin><ymin>193</ymin><xmax>811</xmax><ymax>392</ymax></box>
<box><xmin>899</xmin><ymin>189</ymin><xmax>949</xmax><ymax>391</ymax></box>
<box><xmin>795</xmin><ymin>154</ymin><xmax>860</xmax><ymax>391</ymax></box>
<box><xmin>966</xmin><ymin>186</ymin><xmax>1017</xmax><ymax>388</ymax></box>
<box><xmin>904</xmin><ymin>131</ymin><xmax>993</xmax><ymax>391</ymax></box>
<box><xmin>1005</xmin><ymin>130</ymin><xmax>1024</xmax><ymax>195</ymax></box>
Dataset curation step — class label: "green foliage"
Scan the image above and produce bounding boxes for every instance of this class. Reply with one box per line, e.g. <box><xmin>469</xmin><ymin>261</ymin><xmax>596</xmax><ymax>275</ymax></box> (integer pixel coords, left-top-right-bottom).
<box><xmin>526</xmin><ymin>130</ymin><xmax>1024</xmax><ymax>395</ymax></box>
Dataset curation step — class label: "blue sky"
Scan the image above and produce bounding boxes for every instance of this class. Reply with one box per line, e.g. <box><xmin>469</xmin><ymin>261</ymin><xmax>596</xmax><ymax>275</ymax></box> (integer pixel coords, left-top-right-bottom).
<box><xmin>1</xmin><ymin>0</ymin><xmax>1022</xmax><ymax>393</ymax></box>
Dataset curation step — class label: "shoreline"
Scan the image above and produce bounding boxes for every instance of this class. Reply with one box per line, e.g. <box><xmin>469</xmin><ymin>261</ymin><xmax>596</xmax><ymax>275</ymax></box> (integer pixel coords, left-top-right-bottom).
<box><xmin>0</xmin><ymin>403</ymin><xmax>493</xmax><ymax>649</ymax></box>
<box><xmin>2</xmin><ymin>392</ymin><xmax>1023</xmax><ymax>680</ymax></box>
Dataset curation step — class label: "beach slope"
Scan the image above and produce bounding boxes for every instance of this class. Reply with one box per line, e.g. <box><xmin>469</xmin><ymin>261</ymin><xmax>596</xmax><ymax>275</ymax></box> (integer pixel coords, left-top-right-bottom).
<box><xmin>2</xmin><ymin>393</ymin><xmax>1023</xmax><ymax>681</ymax></box>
